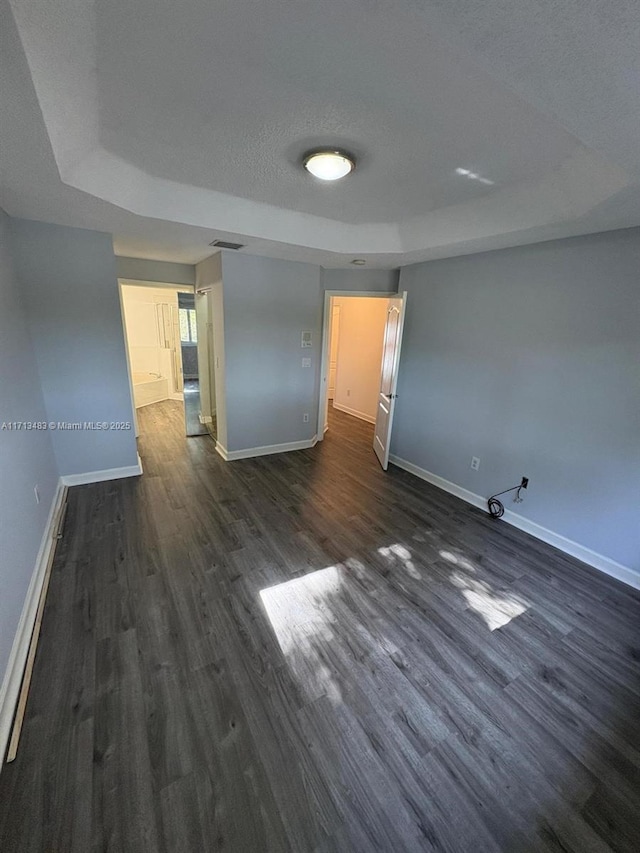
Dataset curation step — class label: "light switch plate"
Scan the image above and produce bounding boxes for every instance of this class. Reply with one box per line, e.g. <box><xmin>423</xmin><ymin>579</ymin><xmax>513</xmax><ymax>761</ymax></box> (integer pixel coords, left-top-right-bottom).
<box><xmin>301</xmin><ymin>331</ymin><xmax>312</xmax><ymax>348</ymax></box>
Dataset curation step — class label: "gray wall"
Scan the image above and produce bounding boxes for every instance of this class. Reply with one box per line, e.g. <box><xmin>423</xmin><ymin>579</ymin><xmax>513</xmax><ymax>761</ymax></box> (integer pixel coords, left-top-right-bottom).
<box><xmin>116</xmin><ymin>256</ymin><xmax>195</xmax><ymax>286</ymax></box>
<box><xmin>217</xmin><ymin>259</ymin><xmax>400</xmax><ymax>453</ymax></box>
<box><xmin>322</xmin><ymin>268</ymin><xmax>399</xmax><ymax>293</ymax></box>
<box><xmin>392</xmin><ymin>228</ymin><xmax>640</xmax><ymax>570</ymax></box>
<box><xmin>11</xmin><ymin>219</ymin><xmax>138</xmax><ymax>476</ymax></box>
<box><xmin>221</xmin><ymin>253</ymin><xmax>322</xmax><ymax>451</ymax></box>
<box><xmin>0</xmin><ymin>210</ymin><xmax>59</xmax><ymax>688</ymax></box>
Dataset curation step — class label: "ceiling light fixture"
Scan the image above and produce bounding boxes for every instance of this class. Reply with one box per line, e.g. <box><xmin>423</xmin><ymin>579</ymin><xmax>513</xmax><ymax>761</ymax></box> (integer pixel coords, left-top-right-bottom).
<box><xmin>303</xmin><ymin>149</ymin><xmax>355</xmax><ymax>181</ymax></box>
<box><xmin>351</xmin><ymin>259</ymin><xmax>366</xmax><ymax>265</ymax></box>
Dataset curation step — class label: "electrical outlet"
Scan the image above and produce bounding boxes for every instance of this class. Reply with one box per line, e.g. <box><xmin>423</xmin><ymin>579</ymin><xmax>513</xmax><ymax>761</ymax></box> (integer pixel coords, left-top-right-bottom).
<box><xmin>303</xmin><ymin>413</ymin><xmax>309</xmax><ymax>423</ymax></box>
<box><xmin>34</xmin><ymin>485</ymin><xmax>41</xmax><ymax>504</ymax></box>
<box><xmin>301</xmin><ymin>357</ymin><xmax>311</xmax><ymax>368</ymax></box>
<box><xmin>470</xmin><ymin>456</ymin><xmax>480</xmax><ymax>471</ymax></box>
<box><xmin>521</xmin><ymin>476</ymin><xmax>529</xmax><ymax>489</ymax></box>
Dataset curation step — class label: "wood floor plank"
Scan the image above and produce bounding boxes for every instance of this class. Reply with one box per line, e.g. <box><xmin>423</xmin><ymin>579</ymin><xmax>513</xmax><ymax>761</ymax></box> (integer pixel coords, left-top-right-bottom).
<box><xmin>1</xmin><ymin>402</ymin><xmax>638</xmax><ymax>851</ymax></box>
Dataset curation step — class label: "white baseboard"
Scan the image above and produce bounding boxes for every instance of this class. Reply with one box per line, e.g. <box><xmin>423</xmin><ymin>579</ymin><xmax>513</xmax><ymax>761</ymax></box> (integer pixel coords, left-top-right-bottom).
<box><xmin>389</xmin><ymin>454</ymin><xmax>639</xmax><ymax>591</ymax></box>
<box><xmin>199</xmin><ymin>414</ymin><xmax>213</xmax><ymax>424</ymax></box>
<box><xmin>217</xmin><ymin>436</ymin><xmax>318</xmax><ymax>462</ymax></box>
<box><xmin>0</xmin><ymin>480</ymin><xmax>67</xmax><ymax>767</ymax></box>
<box><xmin>332</xmin><ymin>402</ymin><xmax>376</xmax><ymax>424</ymax></box>
<box><xmin>61</xmin><ymin>454</ymin><xmax>143</xmax><ymax>486</ymax></box>
<box><xmin>135</xmin><ymin>399</ymin><xmax>168</xmax><ymax>409</ymax></box>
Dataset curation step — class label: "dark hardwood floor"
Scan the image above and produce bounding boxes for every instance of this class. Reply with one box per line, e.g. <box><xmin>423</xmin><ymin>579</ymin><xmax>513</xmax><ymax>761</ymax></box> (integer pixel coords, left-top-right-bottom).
<box><xmin>1</xmin><ymin>402</ymin><xmax>639</xmax><ymax>852</ymax></box>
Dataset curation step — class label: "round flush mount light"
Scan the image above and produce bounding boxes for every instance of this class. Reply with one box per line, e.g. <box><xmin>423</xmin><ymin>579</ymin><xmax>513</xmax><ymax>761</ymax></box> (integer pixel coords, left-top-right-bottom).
<box><xmin>303</xmin><ymin>149</ymin><xmax>355</xmax><ymax>181</ymax></box>
<box><xmin>351</xmin><ymin>259</ymin><xmax>366</xmax><ymax>265</ymax></box>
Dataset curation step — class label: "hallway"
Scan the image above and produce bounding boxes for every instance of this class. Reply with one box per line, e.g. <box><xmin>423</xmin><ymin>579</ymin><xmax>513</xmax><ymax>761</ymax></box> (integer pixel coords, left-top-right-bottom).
<box><xmin>1</xmin><ymin>402</ymin><xmax>639</xmax><ymax>852</ymax></box>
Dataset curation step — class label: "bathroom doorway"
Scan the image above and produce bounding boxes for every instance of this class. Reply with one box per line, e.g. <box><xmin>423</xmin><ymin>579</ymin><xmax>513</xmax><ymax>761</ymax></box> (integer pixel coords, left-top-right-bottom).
<box><xmin>119</xmin><ymin>281</ymin><xmax>196</xmax><ymax>437</ymax></box>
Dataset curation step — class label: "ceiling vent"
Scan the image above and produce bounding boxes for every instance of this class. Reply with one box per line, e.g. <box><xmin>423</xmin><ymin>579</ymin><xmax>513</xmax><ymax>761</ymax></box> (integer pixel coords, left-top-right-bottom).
<box><xmin>209</xmin><ymin>239</ymin><xmax>245</xmax><ymax>250</ymax></box>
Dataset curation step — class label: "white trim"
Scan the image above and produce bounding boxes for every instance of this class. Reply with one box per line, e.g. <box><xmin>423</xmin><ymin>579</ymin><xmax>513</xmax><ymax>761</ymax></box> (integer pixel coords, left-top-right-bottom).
<box><xmin>217</xmin><ymin>436</ymin><xmax>318</xmax><ymax>462</ymax></box>
<box><xmin>0</xmin><ymin>480</ymin><xmax>67</xmax><ymax>767</ymax></box>
<box><xmin>134</xmin><ymin>397</ymin><xmax>169</xmax><ymax>409</ymax></box>
<box><xmin>389</xmin><ymin>455</ymin><xmax>486</xmax><ymax>511</ymax></box>
<box><xmin>199</xmin><ymin>414</ymin><xmax>213</xmax><ymax>424</ymax></box>
<box><xmin>61</xmin><ymin>454</ymin><xmax>143</xmax><ymax>486</ymax></box>
<box><xmin>332</xmin><ymin>402</ymin><xmax>376</xmax><ymax>424</ymax></box>
<box><xmin>118</xmin><ymin>278</ymin><xmax>195</xmax><ymax>292</ymax></box>
<box><xmin>389</xmin><ymin>454</ymin><xmax>640</xmax><ymax>590</ymax></box>
<box><xmin>317</xmin><ymin>290</ymin><xmax>396</xmax><ymax>442</ymax></box>
<box><xmin>117</xmin><ymin>281</ymin><xmax>140</xmax><ymax>438</ymax></box>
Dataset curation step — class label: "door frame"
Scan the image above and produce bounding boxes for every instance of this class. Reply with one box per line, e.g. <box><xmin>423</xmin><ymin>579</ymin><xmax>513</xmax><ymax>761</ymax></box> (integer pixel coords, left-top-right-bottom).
<box><xmin>118</xmin><ymin>279</ymin><xmax>194</xmax><ymax>436</ymax></box>
<box><xmin>317</xmin><ymin>289</ymin><xmax>398</xmax><ymax>442</ymax></box>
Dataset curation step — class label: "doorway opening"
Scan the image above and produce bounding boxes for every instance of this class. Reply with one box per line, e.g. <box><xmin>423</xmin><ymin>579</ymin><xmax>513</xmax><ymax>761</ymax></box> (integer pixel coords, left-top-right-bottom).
<box><xmin>119</xmin><ymin>281</ymin><xmax>209</xmax><ymax>439</ymax></box>
<box><xmin>318</xmin><ymin>290</ymin><xmax>406</xmax><ymax>469</ymax></box>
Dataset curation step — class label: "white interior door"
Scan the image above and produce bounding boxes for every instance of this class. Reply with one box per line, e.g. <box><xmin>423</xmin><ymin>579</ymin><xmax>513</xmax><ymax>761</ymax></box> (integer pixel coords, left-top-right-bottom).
<box><xmin>373</xmin><ymin>295</ymin><xmax>406</xmax><ymax>470</ymax></box>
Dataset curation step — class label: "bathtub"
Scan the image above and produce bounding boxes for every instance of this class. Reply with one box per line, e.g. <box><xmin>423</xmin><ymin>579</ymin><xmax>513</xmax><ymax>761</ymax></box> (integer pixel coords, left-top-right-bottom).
<box><xmin>132</xmin><ymin>372</ymin><xmax>169</xmax><ymax>408</ymax></box>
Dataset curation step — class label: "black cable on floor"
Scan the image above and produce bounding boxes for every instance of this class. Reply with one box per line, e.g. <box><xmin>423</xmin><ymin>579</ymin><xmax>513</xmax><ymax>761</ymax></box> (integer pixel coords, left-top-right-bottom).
<box><xmin>487</xmin><ymin>495</ymin><xmax>506</xmax><ymax>518</ymax></box>
<box><xmin>487</xmin><ymin>480</ymin><xmax>526</xmax><ymax>518</ymax></box>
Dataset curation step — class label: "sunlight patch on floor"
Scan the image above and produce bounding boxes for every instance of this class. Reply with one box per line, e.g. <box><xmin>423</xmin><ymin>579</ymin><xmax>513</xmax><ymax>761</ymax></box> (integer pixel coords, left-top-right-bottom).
<box><xmin>448</xmin><ymin>570</ymin><xmax>529</xmax><ymax>630</ymax></box>
<box><xmin>344</xmin><ymin>556</ymin><xmax>368</xmax><ymax>579</ymax></box>
<box><xmin>259</xmin><ymin>566</ymin><xmax>344</xmax><ymax>703</ymax></box>
<box><xmin>378</xmin><ymin>543</ymin><xmax>422</xmax><ymax>579</ymax></box>
<box><xmin>439</xmin><ymin>550</ymin><xmax>477</xmax><ymax>572</ymax></box>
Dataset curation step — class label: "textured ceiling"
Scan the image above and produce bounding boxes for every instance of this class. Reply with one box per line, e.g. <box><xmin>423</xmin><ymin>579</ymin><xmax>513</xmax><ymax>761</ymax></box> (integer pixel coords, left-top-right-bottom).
<box><xmin>2</xmin><ymin>0</ymin><xmax>640</xmax><ymax>266</ymax></box>
<box><xmin>96</xmin><ymin>0</ymin><xmax>580</xmax><ymax>223</ymax></box>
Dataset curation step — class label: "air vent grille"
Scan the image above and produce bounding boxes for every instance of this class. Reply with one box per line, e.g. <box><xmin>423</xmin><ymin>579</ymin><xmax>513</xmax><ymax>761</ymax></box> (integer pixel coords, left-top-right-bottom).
<box><xmin>209</xmin><ymin>239</ymin><xmax>245</xmax><ymax>250</ymax></box>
